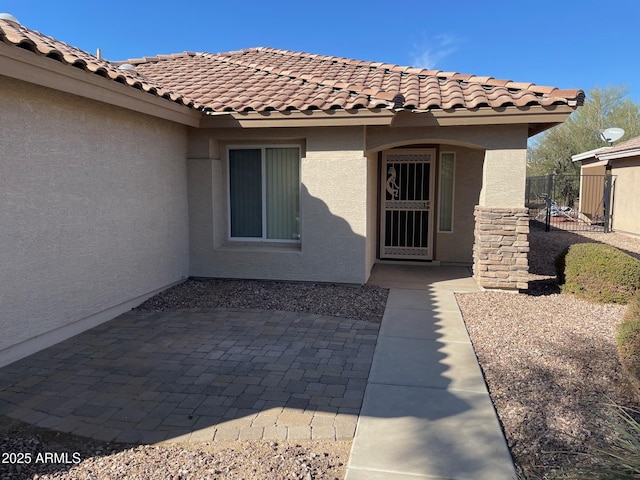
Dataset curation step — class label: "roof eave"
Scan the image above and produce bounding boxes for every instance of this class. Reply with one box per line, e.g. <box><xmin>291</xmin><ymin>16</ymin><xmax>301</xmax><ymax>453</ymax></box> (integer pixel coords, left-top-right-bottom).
<box><xmin>200</xmin><ymin>108</ymin><xmax>395</xmax><ymax>128</ymax></box>
<box><xmin>391</xmin><ymin>104</ymin><xmax>577</xmax><ymax>132</ymax></box>
<box><xmin>0</xmin><ymin>41</ymin><xmax>202</xmax><ymax>127</ymax></box>
<box><xmin>598</xmin><ymin>148</ymin><xmax>640</xmax><ymax>161</ymax></box>
<box><xmin>571</xmin><ymin>147</ymin><xmax>611</xmax><ymax>163</ymax></box>
<box><xmin>199</xmin><ymin>104</ymin><xmax>578</xmax><ymax>130</ymax></box>
<box><xmin>572</xmin><ymin>145</ymin><xmax>640</xmax><ymax>164</ymax></box>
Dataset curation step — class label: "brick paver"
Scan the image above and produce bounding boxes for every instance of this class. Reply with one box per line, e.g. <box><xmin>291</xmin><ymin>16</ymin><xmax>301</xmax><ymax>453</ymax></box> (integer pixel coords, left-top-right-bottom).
<box><xmin>0</xmin><ymin>308</ymin><xmax>379</xmax><ymax>443</ymax></box>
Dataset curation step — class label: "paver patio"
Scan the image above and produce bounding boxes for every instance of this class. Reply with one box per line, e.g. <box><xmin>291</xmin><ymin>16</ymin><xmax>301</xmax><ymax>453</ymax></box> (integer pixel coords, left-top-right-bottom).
<box><xmin>0</xmin><ymin>266</ymin><xmax>517</xmax><ymax>480</ymax></box>
<box><xmin>0</xmin><ymin>308</ymin><xmax>378</xmax><ymax>444</ymax></box>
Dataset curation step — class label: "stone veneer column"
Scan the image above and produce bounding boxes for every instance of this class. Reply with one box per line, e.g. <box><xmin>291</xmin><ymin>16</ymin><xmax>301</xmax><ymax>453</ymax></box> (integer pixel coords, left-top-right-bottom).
<box><xmin>473</xmin><ymin>206</ymin><xmax>529</xmax><ymax>290</ymax></box>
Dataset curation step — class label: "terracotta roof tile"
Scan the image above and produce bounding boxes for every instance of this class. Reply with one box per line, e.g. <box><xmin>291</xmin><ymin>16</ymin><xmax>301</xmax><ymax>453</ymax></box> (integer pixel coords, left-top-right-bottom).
<box><xmin>0</xmin><ymin>18</ymin><xmax>202</xmax><ymax>109</ymax></box>
<box><xmin>1</xmin><ymin>19</ymin><xmax>585</xmax><ymax>116</ymax></box>
<box><xmin>132</xmin><ymin>47</ymin><xmax>584</xmax><ymax>113</ymax></box>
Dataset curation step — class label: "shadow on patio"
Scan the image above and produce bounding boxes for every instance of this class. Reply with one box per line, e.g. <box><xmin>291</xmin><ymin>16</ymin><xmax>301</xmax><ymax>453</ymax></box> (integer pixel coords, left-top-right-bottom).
<box><xmin>0</xmin><ymin>308</ymin><xmax>378</xmax><ymax>446</ymax></box>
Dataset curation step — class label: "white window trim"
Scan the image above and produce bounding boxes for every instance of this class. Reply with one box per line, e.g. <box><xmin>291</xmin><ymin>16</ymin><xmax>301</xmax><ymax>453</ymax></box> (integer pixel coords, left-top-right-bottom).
<box><xmin>437</xmin><ymin>151</ymin><xmax>456</xmax><ymax>233</ymax></box>
<box><xmin>226</xmin><ymin>144</ymin><xmax>302</xmax><ymax>243</ymax></box>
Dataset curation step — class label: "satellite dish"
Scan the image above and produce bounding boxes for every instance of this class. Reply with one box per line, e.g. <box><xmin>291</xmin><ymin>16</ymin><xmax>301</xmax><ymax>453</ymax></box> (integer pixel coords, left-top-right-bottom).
<box><xmin>600</xmin><ymin>127</ymin><xmax>625</xmax><ymax>144</ymax></box>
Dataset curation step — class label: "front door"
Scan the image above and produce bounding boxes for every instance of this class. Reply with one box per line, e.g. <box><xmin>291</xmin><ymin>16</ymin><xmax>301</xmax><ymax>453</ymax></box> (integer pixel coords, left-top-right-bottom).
<box><xmin>380</xmin><ymin>149</ymin><xmax>435</xmax><ymax>260</ymax></box>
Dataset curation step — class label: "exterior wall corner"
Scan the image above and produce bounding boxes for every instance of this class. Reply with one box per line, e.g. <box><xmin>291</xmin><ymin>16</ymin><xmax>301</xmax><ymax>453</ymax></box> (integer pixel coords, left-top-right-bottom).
<box><xmin>472</xmin><ymin>206</ymin><xmax>529</xmax><ymax>290</ymax></box>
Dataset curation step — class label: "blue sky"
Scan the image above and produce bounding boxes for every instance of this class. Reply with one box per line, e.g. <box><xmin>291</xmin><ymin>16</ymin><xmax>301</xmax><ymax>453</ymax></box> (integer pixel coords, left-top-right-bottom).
<box><xmin>3</xmin><ymin>1</ymin><xmax>640</xmax><ymax>103</ymax></box>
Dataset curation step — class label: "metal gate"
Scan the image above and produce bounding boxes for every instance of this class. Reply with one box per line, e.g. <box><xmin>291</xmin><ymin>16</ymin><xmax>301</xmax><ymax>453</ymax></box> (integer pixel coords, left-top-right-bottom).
<box><xmin>380</xmin><ymin>150</ymin><xmax>435</xmax><ymax>260</ymax></box>
<box><xmin>525</xmin><ymin>174</ymin><xmax>615</xmax><ymax>232</ymax></box>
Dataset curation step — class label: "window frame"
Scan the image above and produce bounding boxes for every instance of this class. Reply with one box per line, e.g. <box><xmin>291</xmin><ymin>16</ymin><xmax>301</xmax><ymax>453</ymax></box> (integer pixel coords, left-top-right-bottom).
<box><xmin>437</xmin><ymin>151</ymin><xmax>456</xmax><ymax>233</ymax></box>
<box><xmin>226</xmin><ymin>144</ymin><xmax>302</xmax><ymax>243</ymax></box>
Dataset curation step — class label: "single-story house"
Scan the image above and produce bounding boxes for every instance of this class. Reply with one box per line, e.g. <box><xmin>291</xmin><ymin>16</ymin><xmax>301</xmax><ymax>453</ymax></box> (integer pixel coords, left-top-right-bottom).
<box><xmin>572</xmin><ymin>135</ymin><xmax>640</xmax><ymax>237</ymax></box>
<box><xmin>0</xmin><ymin>15</ymin><xmax>584</xmax><ymax>366</ymax></box>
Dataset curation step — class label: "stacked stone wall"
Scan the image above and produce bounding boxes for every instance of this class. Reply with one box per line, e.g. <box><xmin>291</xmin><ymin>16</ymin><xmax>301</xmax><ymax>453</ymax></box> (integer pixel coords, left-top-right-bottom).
<box><xmin>473</xmin><ymin>206</ymin><xmax>529</xmax><ymax>290</ymax></box>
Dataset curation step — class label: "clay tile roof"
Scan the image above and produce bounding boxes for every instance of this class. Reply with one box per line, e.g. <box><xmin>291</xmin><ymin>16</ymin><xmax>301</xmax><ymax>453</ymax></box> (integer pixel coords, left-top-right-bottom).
<box><xmin>1</xmin><ymin>18</ymin><xmax>585</xmax><ymax>116</ymax></box>
<box><xmin>130</xmin><ymin>47</ymin><xmax>585</xmax><ymax>113</ymax></box>
<box><xmin>0</xmin><ymin>18</ymin><xmax>203</xmax><ymax>109</ymax></box>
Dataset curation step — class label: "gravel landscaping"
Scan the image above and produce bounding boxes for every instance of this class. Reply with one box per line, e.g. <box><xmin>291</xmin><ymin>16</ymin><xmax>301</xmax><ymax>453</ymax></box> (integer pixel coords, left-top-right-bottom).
<box><xmin>135</xmin><ymin>279</ymin><xmax>388</xmax><ymax>323</ymax></box>
<box><xmin>457</xmin><ymin>227</ymin><xmax>640</xmax><ymax>479</ymax></box>
<box><xmin>0</xmin><ymin>414</ymin><xmax>350</xmax><ymax>479</ymax></box>
<box><xmin>2</xmin><ymin>225</ymin><xmax>639</xmax><ymax>479</ymax></box>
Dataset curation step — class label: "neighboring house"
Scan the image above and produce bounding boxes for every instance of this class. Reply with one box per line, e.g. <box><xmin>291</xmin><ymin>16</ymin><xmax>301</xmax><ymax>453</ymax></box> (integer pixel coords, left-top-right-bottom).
<box><xmin>572</xmin><ymin>135</ymin><xmax>640</xmax><ymax>237</ymax></box>
<box><xmin>0</xmin><ymin>15</ymin><xmax>584</xmax><ymax>366</ymax></box>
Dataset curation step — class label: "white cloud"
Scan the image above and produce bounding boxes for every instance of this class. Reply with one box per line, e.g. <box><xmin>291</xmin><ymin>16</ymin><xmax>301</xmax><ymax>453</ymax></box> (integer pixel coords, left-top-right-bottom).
<box><xmin>411</xmin><ymin>34</ymin><xmax>460</xmax><ymax>70</ymax></box>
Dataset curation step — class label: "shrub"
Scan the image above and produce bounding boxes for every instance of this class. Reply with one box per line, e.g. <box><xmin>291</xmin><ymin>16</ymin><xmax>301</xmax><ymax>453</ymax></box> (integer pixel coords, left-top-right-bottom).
<box><xmin>557</xmin><ymin>404</ymin><xmax>640</xmax><ymax>480</ymax></box>
<box><xmin>555</xmin><ymin>245</ymin><xmax>569</xmax><ymax>285</ymax></box>
<box><xmin>626</xmin><ymin>291</ymin><xmax>640</xmax><ymax>320</ymax></box>
<box><xmin>556</xmin><ymin>243</ymin><xmax>640</xmax><ymax>304</ymax></box>
<box><xmin>617</xmin><ymin>294</ymin><xmax>640</xmax><ymax>398</ymax></box>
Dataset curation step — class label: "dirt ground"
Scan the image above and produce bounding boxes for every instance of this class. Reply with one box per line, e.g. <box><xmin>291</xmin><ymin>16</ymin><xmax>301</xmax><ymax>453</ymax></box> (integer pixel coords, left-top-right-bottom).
<box><xmin>0</xmin><ymin>415</ymin><xmax>350</xmax><ymax>479</ymax></box>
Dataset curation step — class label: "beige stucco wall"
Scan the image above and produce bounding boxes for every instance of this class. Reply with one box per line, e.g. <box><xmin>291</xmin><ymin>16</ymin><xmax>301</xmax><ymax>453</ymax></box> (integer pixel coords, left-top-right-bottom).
<box><xmin>365</xmin><ymin>124</ymin><xmax>528</xmax><ymax>264</ymax></box>
<box><xmin>0</xmin><ymin>75</ymin><xmax>189</xmax><ymax>365</ymax></box>
<box><xmin>478</xmin><ymin>146</ymin><xmax>528</xmax><ymax>207</ymax></box>
<box><xmin>188</xmin><ymin>126</ymin><xmax>369</xmax><ymax>283</ymax></box>
<box><xmin>366</xmin><ymin>124</ymin><xmax>528</xmax><ymax>210</ymax></box>
<box><xmin>188</xmin><ymin>121</ymin><xmax>529</xmax><ymax>282</ymax></box>
<box><xmin>366</xmin><ymin>124</ymin><xmax>528</xmax><ymax>153</ymax></box>
<box><xmin>611</xmin><ymin>157</ymin><xmax>640</xmax><ymax>236</ymax></box>
<box><xmin>363</xmin><ymin>145</ymin><xmax>483</xmax><ymax>266</ymax></box>
<box><xmin>365</xmin><ymin>151</ymin><xmax>379</xmax><ymax>272</ymax></box>
<box><xmin>435</xmin><ymin>146</ymin><xmax>484</xmax><ymax>264</ymax></box>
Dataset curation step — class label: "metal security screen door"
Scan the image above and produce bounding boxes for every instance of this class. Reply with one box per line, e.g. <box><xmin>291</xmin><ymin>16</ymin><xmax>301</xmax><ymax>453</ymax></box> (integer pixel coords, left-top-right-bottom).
<box><xmin>380</xmin><ymin>149</ymin><xmax>435</xmax><ymax>260</ymax></box>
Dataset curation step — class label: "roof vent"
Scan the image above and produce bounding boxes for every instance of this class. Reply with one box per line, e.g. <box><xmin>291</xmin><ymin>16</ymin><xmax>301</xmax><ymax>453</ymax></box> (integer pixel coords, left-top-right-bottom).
<box><xmin>0</xmin><ymin>13</ymin><xmax>20</xmax><ymax>23</ymax></box>
<box><xmin>118</xmin><ymin>63</ymin><xmax>137</xmax><ymax>72</ymax></box>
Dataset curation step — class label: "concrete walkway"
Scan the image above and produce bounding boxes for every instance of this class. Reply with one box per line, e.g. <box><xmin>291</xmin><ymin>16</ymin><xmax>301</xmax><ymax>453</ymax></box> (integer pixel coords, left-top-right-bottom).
<box><xmin>346</xmin><ymin>265</ymin><xmax>516</xmax><ymax>480</ymax></box>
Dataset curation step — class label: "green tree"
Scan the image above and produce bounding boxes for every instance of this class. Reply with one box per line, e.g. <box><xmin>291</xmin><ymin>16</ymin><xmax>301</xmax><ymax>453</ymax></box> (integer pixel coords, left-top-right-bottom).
<box><xmin>527</xmin><ymin>85</ymin><xmax>640</xmax><ymax>176</ymax></box>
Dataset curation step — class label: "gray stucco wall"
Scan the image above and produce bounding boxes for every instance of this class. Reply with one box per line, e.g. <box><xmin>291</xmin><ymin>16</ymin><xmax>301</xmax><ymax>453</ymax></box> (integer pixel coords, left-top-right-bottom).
<box><xmin>187</xmin><ymin>127</ymin><xmax>369</xmax><ymax>284</ymax></box>
<box><xmin>0</xmin><ymin>76</ymin><xmax>189</xmax><ymax>365</ymax></box>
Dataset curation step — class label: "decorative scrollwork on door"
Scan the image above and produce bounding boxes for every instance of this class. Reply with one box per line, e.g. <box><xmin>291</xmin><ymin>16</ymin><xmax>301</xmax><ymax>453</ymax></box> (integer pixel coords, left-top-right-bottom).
<box><xmin>380</xmin><ymin>150</ymin><xmax>435</xmax><ymax>260</ymax></box>
<box><xmin>386</xmin><ymin>166</ymin><xmax>399</xmax><ymax>199</ymax></box>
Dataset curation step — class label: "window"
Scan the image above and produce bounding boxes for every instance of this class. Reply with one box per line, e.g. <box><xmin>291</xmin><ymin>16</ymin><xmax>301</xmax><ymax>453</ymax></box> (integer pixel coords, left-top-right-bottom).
<box><xmin>228</xmin><ymin>146</ymin><xmax>300</xmax><ymax>241</ymax></box>
<box><xmin>438</xmin><ymin>152</ymin><xmax>455</xmax><ymax>232</ymax></box>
